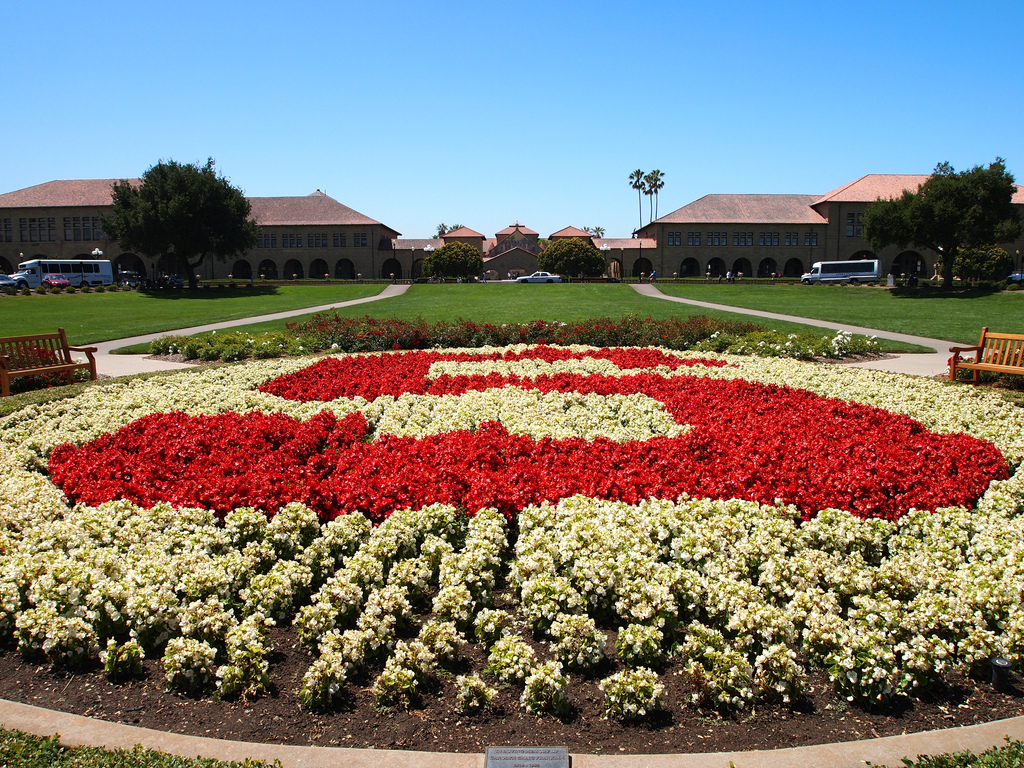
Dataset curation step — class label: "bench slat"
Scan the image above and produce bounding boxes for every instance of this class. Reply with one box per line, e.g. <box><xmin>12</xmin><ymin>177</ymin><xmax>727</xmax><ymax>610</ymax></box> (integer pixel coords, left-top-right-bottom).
<box><xmin>951</xmin><ymin>327</ymin><xmax>1024</xmax><ymax>383</ymax></box>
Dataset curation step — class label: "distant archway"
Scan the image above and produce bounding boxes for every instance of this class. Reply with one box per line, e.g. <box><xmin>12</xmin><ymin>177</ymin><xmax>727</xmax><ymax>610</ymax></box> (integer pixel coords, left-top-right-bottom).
<box><xmin>783</xmin><ymin>258</ymin><xmax>804</xmax><ymax>278</ymax></box>
<box><xmin>230</xmin><ymin>260</ymin><xmax>252</xmax><ymax>280</ymax></box>
<box><xmin>891</xmin><ymin>250</ymin><xmax>925</xmax><ymax>276</ymax></box>
<box><xmin>335</xmin><ymin>259</ymin><xmax>355</xmax><ymax>280</ymax></box>
<box><xmin>115</xmin><ymin>253</ymin><xmax>147</xmax><ymax>278</ymax></box>
<box><xmin>283</xmin><ymin>259</ymin><xmax>303</xmax><ymax>279</ymax></box>
<box><xmin>310</xmin><ymin>259</ymin><xmax>329</xmax><ymax>280</ymax></box>
<box><xmin>757</xmin><ymin>258</ymin><xmax>778</xmax><ymax>278</ymax></box>
<box><xmin>680</xmin><ymin>258</ymin><xmax>700</xmax><ymax>276</ymax></box>
<box><xmin>258</xmin><ymin>260</ymin><xmax>278</xmax><ymax>280</ymax></box>
<box><xmin>731</xmin><ymin>258</ymin><xmax>752</xmax><ymax>278</ymax></box>
<box><xmin>631</xmin><ymin>257</ymin><xmax>653</xmax><ymax>278</ymax></box>
<box><xmin>707</xmin><ymin>257</ymin><xmax>726</xmax><ymax>278</ymax></box>
<box><xmin>0</xmin><ymin>256</ymin><xmax>13</xmax><ymax>274</ymax></box>
<box><xmin>381</xmin><ymin>258</ymin><xmax>402</xmax><ymax>280</ymax></box>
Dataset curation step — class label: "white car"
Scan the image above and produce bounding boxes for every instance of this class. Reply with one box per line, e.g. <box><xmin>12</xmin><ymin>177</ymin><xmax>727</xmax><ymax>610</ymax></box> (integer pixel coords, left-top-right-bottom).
<box><xmin>515</xmin><ymin>271</ymin><xmax>562</xmax><ymax>283</ymax></box>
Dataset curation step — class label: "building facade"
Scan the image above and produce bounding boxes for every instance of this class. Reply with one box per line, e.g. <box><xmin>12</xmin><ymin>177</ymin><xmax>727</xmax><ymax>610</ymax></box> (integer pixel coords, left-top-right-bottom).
<box><xmin>1</xmin><ymin>174</ymin><xmax>1021</xmax><ymax>282</ymax></box>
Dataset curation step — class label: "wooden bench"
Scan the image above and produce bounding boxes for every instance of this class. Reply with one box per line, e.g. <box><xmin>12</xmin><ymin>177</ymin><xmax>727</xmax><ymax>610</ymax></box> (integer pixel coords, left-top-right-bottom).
<box><xmin>949</xmin><ymin>327</ymin><xmax>1024</xmax><ymax>383</ymax></box>
<box><xmin>0</xmin><ymin>328</ymin><xmax>98</xmax><ymax>397</ymax></box>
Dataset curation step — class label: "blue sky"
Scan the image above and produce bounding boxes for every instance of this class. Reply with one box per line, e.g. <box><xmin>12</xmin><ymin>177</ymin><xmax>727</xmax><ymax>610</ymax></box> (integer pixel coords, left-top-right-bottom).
<box><xmin>4</xmin><ymin>1</ymin><xmax>1022</xmax><ymax>239</ymax></box>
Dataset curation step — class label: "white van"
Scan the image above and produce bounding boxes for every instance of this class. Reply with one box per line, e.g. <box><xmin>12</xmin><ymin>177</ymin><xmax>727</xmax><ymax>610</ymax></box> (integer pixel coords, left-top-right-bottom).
<box><xmin>11</xmin><ymin>258</ymin><xmax>114</xmax><ymax>289</ymax></box>
<box><xmin>801</xmin><ymin>259</ymin><xmax>882</xmax><ymax>284</ymax></box>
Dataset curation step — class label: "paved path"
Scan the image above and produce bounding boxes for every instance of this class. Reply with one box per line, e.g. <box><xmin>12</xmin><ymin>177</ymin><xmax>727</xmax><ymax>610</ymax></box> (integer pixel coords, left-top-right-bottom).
<box><xmin>82</xmin><ymin>283</ymin><xmax>410</xmax><ymax>377</ymax></box>
<box><xmin>3</xmin><ymin>698</ymin><xmax>1022</xmax><ymax>768</ymax></box>
<box><xmin>631</xmin><ymin>283</ymin><xmax>955</xmax><ymax>377</ymax></box>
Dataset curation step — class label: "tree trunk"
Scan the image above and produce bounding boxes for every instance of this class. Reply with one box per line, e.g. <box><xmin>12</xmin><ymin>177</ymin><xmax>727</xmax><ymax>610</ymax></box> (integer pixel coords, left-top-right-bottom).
<box><xmin>941</xmin><ymin>249</ymin><xmax>956</xmax><ymax>290</ymax></box>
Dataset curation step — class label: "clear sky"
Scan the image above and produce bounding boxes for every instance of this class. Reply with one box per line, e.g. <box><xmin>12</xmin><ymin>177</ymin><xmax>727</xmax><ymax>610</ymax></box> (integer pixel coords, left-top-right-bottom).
<box><xmin>4</xmin><ymin>1</ymin><xmax>1022</xmax><ymax>240</ymax></box>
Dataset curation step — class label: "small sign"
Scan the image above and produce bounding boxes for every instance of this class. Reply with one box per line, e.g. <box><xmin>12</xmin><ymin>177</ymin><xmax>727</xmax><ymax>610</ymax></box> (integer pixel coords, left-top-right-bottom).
<box><xmin>485</xmin><ymin>746</ymin><xmax>569</xmax><ymax>768</ymax></box>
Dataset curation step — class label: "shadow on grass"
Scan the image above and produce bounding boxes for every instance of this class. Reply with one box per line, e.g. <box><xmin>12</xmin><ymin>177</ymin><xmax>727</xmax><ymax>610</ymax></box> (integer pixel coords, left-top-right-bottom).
<box><xmin>889</xmin><ymin>285</ymin><xmax>1004</xmax><ymax>300</ymax></box>
<box><xmin>137</xmin><ymin>286</ymin><xmax>282</xmax><ymax>300</ymax></box>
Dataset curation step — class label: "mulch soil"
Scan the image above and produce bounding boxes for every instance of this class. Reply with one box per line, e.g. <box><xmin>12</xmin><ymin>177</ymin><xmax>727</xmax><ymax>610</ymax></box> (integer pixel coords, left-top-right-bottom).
<box><xmin>1</xmin><ymin>624</ymin><xmax>1022</xmax><ymax>756</ymax></box>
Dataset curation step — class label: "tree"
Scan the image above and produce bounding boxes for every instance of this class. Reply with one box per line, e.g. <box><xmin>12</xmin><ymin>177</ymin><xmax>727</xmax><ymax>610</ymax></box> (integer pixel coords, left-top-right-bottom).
<box><xmin>103</xmin><ymin>159</ymin><xmax>257</xmax><ymax>289</ymax></box>
<box><xmin>863</xmin><ymin>158</ymin><xmax>1021</xmax><ymax>287</ymax></box>
<box><xmin>434</xmin><ymin>223</ymin><xmax>464</xmax><ymax>238</ymax></box>
<box><xmin>538</xmin><ymin>237</ymin><xmax>607</xmax><ymax>278</ymax></box>
<box><xmin>582</xmin><ymin>226</ymin><xmax>605</xmax><ymax>238</ymax></box>
<box><xmin>422</xmin><ymin>241</ymin><xmax>482</xmax><ymax>279</ymax></box>
<box><xmin>629</xmin><ymin>170</ymin><xmax>646</xmax><ymax>231</ymax></box>
<box><xmin>953</xmin><ymin>245</ymin><xmax>1013</xmax><ymax>283</ymax></box>
<box><xmin>645</xmin><ymin>169</ymin><xmax>665</xmax><ymax>221</ymax></box>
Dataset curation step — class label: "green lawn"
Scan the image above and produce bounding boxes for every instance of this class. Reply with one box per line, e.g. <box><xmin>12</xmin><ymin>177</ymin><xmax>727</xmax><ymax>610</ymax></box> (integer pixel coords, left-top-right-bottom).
<box><xmin>0</xmin><ymin>285</ymin><xmax>383</xmax><ymax>345</ymax></box>
<box><xmin>198</xmin><ymin>283</ymin><xmax>926</xmax><ymax>353</ymax></box>
<box><xmin>655</xmin><ymin>283</ymin><xmax>1023</xmax><ymax>344</ymax></box>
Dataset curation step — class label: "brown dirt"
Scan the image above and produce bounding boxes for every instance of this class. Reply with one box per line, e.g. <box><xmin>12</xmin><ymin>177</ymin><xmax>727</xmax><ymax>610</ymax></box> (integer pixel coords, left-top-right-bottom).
<box><xmin>1</xmin><ymin>627</ymin><xmax>1021</xmax><ymax>756</ymax></box>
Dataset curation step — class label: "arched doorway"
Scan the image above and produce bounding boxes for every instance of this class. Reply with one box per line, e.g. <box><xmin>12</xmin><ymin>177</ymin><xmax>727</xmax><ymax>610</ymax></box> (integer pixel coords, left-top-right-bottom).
<box><xmin>680</xmin><ymin>258</ymin><xmax>700</xmax><ymax>276</ymax></box>
<box><xmin>631</xmin><ymin>257</ymin><xmax>652</xmax><ymax>278</ymax></box>
<box><xmin>258</xmin><ymin>260</ymin><xmax>278</xmax><ymax>280</ymax></box>
<box><xmin>707</xmin><ymin>257</ymin><xmax>726</xmax><ymax>278</ymax></box>
<box><xmin>731</xmin><ymin>258</ymin><xmax>752</xmax><ymax>278</ymax></box>
<box><xmin>230</xmin><ymin>260</ymin><xmax>252</xmax><ymax>280</ymax></box>
<box><xmin>0</xmin><ymin>256</ymin><xmax>12</xmax><ymax>274</ymax></box>
<box><xmin>891</xmin><ymin>250</ymin><xmax>925</xmax><ymax>277</ymax></box>
<box><xmin>783</xmin><ymin>258</ymin><xmax>804</xmax><ymax>277</ymax></box>
<box><xmin>381</xmin><ymin>258</ymin><xmax>402</xmax><ymax>280</ymax></box>
<box><xmin>310</xmin><ymin>259</ymin><xmax>329</xmax><ymax>280</ymax></box>
<box><xmin>484</xmin><ymin>269</ymin><xmax>500</xmax><ymax>281</ymax></box>
<box><xmin>115</xmin><ymin>253</ymin><xmax>147</xmax><ymax>279</ymax></box>
<box><xmin>283</xmin><ymin>259</ymin><xmax>303</xmax><ymax>279</ymax></box>
<box><xmin>607</xmin><ymin>259</ymin><xmax>622</xmax><ymax>279</ymax></box>
<box><xmin>758</xmin><ymin>258</ymin><xmax>777</xmax><ymax>278</ymax></box>
<box><xmin>335</xmin><ymin>259</ymin><xmax>355</xmax><ymax>280</ymax></box>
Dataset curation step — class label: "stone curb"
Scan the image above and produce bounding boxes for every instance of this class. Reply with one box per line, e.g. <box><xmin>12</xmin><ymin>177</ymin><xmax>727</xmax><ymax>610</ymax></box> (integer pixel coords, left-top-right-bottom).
<box><xmin>2</xmin><ymin>699</ymin><xmax>1023</xmax><ymax>768</ymax></box>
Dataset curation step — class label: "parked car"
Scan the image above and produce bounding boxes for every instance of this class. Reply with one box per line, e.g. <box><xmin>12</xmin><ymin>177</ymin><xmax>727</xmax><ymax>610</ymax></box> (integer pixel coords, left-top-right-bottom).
<box><xmin>515</xmin><ymin>271</ymin><xmax>562</xmax><ymax>283</ymax></box>
<box><xmin>0</xmin><ymin>274</ymin><xmax>17</xmax><ymax>291</ymax></box>
<box><xmin>119</xmin><ymin>271</ymin><xmax>141</xmax><ymax>287</ymax></box>
<box><xmin>41</xmin><ymin>273</ymin><xmax>71</xmax><ymax>289</ymax></box>
<box><xmin>1008</xmin><ymin>271</ymin><xmax>1024</xmax><ymax>285</ymax></box>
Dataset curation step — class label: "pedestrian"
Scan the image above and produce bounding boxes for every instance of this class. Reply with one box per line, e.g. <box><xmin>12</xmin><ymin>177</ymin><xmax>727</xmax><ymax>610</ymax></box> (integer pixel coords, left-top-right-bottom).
<box><xmin>650</xmin><ymin>269</ymin><xmax>657</xmax><ymax>283</ymax></box>
<box><xmin>726</xmin><ymin>270</ymin><xmax>733</xmax><ymax>283</ymax></box>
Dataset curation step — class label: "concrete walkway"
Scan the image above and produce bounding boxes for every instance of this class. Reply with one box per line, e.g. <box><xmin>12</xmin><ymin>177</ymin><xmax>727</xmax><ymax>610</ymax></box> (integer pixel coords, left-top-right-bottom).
<box><xmin>80</xmin><ymin>283</ymin><xmax>410</xmax><ymax>378</ymax></box>
<box><xmin>631</xmin><ymin>283</ymin><xmax>956</xmax><ymax>377</ymax></box>
<box><xmin>2</xmin><ymin>698</ymin><xmax>1022</xmax><ymax>768</ymax></box>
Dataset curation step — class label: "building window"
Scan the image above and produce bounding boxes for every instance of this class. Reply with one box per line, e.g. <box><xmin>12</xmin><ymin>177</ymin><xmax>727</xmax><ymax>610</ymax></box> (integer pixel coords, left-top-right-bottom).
<box><xmin>846</xmin><ymin>213</ymin><xmax>863</xmax><ymax>237</ymax></box>
<box><xmin>785</xmin><ymin>232</ymin><xmax>798</xmax><ymax>246</ymax></box>
<box><xmin>333</xmin><ymin>233</ymin><xmax>347</xmax><ymax>247</ymax></box>
<box><xmin>354</xmin><ymin>232</ymin><xmax>368</xmax><ymax>247</ymax></box>
<box><xmin>283</xmin><ymin>234</ymin><xmax>303</xmax><ymax>248</ymax></box>
<box><xmin>63</xmin><ymin>216</ymin><xmax>98</xmax><ymax>242</ymax></box>
<box><xmin>804</xmin><ymin>232</ymin><xmax>818</xmax><ymax>247</ymax></box>
<box><xmin>19</xmin><ymin>217</ymin><xmax>57</xmax><ymax>243</ymax></box>
<box><xmin>760</xmin><ymin>232</ymin><xmax>780</xmax><ymax>246</ymax></box>
<box><xmin>687</xmin><ymin>231</ymin><xmax>701</xmax><ymax>246</ymax></box>
<box><xmin>735</xmin><ymin>232</ymin><xmax>752</xmax><ymax>246</ymax></box>
<box><xmin>666</xmin><ymin>231</ymin><xmax>682</xmax><ymax>246</ymax></box>
<box><xmin>257</xmin><ymin>233</ymin><xmax>277</xmax><ymax>248</ymax></box>
<box><xmin>308</xmin><ymin>234</ymin><xmax>328</xmax><ymax>248</ymax></box>
<box><xmin>1</xmin><ymin>218</ymin><xmax>10</xmax><ymax>243</ymax></box>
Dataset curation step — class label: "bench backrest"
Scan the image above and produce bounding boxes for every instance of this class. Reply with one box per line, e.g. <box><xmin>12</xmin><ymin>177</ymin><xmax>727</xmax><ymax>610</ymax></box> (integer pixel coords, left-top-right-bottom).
<box><xmin>0</xmin><ymin>329</ymin><xmax>72</xmax><ymax>372</ymax></box>
<box><xmin>979</xmin><ymin>328</ymin><xmax>1024</xmax><ymax>367</ymax></box>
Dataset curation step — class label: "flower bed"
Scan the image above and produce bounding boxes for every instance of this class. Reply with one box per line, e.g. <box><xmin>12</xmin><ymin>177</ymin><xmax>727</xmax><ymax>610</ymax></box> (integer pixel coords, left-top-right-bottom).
<box><xmin>2</xmin><ymin>345</ymin><xmax>1024</xmax><ymax>723</ymax></box>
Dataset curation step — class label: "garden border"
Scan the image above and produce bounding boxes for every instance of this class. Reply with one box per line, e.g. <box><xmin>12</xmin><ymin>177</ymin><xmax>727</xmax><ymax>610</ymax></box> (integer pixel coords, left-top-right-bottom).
<box><xmin>2</xmin><ymin>698</ymin><xmax>1023</xmax><ymax>768</ymax></box>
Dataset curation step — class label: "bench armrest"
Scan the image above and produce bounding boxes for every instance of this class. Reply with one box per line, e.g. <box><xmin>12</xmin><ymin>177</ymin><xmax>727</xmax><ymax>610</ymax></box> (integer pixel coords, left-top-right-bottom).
<box><xmin>949</xmin><ymin>345</ymin><xmax>982</xmax><ymax>354</ymax></box>
<box><xmin>67</xmin><ymin>345</ymin><xmax>98</xmax><ymax>354</ymax></box>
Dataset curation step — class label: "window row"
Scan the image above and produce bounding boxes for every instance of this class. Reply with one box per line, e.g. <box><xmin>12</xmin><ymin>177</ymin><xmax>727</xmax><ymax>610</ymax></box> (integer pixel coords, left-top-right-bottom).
<box><xmin>64</xmin><ymin>216</ymin><xmax>102</xmax><ymax>242</ymax></box>
<box><xmin>19</xmin><ymin>217</ymin><xmax>57</xmax><ymax>243</ymax></box>
<box><xmin>669</xmin><ymin>230</ymin><xmax>819</xmax><ymax>247</ymax></box>
<box><xmin>256</xmin><ymin>232</ymin><xmax>371</xmax><ymax>249</ymax></box>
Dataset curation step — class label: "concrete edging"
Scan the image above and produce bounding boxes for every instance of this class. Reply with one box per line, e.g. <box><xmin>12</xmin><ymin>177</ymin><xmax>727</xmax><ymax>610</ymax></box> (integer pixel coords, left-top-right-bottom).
<box><xmin>2</xmin><ymin>698</ymin><xmax>1023</xmax><ymax>768</ymax></box>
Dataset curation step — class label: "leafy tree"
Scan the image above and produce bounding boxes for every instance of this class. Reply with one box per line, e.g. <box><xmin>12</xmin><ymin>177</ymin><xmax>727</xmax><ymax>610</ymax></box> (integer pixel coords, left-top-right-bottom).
<box><xmin>422</xmin><ymin>241</ymin><xmax>482</xmax><ymax>279</ymax></box>
<box><xmin>103</xmin><ymin>159</ymin><xmax>258</xmax><ymax>289</ymax></box>
<box><xmin>863</xmin><ymin>158</ymin><xmax>1021</xmax><ymax>287</ymax></box>
<box><xmin>953</xmin><ymin>245</ymin><xmax>1013</xmax><ymax>282</ymax></box>
<box><xmin>645</xmin><ymin>169</ymin><xmax>665</xmax><ymax>221</ymax></box>
<box><xmin>583</xmin><ymin>226</ymin><xmax>605</xmax><ymax>238</ymax></box>
<box><xmin>629</xmin><ymin>170</ymin><xmax>646</xmax><ymax>231</ymax></box>
<box><xmin>538</xmin><ymin>237</ymin><xmax>607</xmax><ymax>278</ymax></box>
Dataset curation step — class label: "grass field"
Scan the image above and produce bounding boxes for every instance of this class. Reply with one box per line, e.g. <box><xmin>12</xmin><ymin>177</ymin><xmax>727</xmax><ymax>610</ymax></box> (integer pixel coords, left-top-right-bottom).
<box><xmin>655</xmin><ymin>282</ymin><xmax>1024</xmax><ymax>345</ymax></box>
<box><xmin>0</xmin><ymin>285</ymin><xmax>383</xmax><ymax>345</ymax></box>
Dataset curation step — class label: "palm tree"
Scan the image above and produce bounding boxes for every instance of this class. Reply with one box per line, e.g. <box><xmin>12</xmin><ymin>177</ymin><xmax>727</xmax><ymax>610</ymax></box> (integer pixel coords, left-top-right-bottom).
<box><xmin>582</xmin><ymin>226</ymin><xmax>605</xmax><ymax>238</ymax></box>
<box><xmin>645</xmin><ymin>170</ymin><xmax>665</xmax><ymax>222</ymax></box>
<box><xmin>629</xmin><ymin>170</ymin><xmax>646</xmax><ymax>231</ymax></box>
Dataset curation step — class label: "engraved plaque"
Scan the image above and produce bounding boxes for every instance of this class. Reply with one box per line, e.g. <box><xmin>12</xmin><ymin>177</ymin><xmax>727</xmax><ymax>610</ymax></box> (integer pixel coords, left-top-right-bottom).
<box><xmin>485</xmin><ymin>746</ymin><xmax>569</xmax><ymax>768</ymax></box>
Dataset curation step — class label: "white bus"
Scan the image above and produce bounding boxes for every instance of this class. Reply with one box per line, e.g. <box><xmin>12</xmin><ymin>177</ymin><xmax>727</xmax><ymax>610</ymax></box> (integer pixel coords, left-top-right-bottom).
<box><xmin>11</xmin><ymin>258</ymin><xmax>114</xmax><ymax>289</ymax></box>
<box><xmin>801</xmin><ymin>259</ymin><xmax>882</xmax><ymax>284</ymax></box>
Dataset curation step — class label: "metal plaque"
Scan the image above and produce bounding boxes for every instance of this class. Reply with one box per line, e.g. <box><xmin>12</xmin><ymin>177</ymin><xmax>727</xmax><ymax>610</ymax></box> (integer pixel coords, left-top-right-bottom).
<box><xmin>485</xmin><ymin>746</ymin><xmax>569</xmax><ymax>768</ymax></box>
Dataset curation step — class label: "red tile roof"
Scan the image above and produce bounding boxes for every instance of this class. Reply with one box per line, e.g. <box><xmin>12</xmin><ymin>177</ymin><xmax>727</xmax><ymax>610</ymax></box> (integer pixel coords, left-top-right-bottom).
<box><xmin>0</xmin><ymin>179</ymin><xmax>138</xmax><ymax>208</ymax></box>
<box><xmin>813</xmin><ymin>175</ymin><xmax>929</xmax><ymax>205</ymax></box>
<box><xmin>495</xmin><ymin>223</ymin><xmax>538</xmax><ymax>237</ymax></box>
<box><xmin>249</xmin><ymin>190</ymin><xmax>393</xmax><ymax>230</ymax></box>
<box><xmin>443</xmin><ymin>226</ymin><xmax>484</xmax><ymax>238</ymax></box>
<box><xmin>549</xmin><ymin>226</ymin><xmax>592</xmax><ymax>238</ymax></box>
<box><xmin>656</xmin><ymin>194</ymin><xmax>826</xmax><ymax>225</ymax></box>
<box><xmin>593</xmin><ymin>238</ymin><xmax>658</xmax><ymax>249</ymax></box>
<box><xmin>395</xmin><ymin>238</ymin><xmax>444</xmax><ymax>250</ymax></box>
